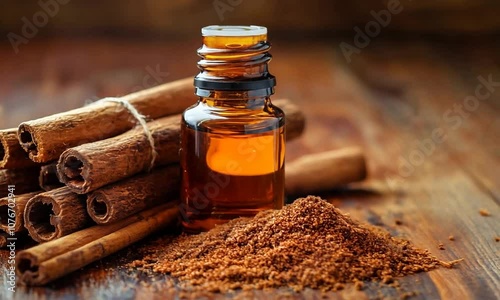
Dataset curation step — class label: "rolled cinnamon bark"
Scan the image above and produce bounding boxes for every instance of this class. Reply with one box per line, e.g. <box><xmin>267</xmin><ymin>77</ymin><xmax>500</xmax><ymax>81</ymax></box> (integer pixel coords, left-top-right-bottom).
<box><xmin>0</xmin><ymin>232</ymin><xmax>7</xmax><ymax>248</ymax></box>
<box><xmin>0</xmin><ymin>191</ymin><xmax>41</xmax><ymax>233</ymax></box>
<box><xmin>0</xmin><ymin>232</ymin><xmax>36</xmax><ymax>249</ymax></box>
<box><xmin>87</xmin><ymin>148</ymin><xmax>367</xmax><ymax>225</ymax></box>
<box><xmin>39</xmin><ymin>163</ymin><xmax>64</xmax><ymax>191</ymax></box>
<box><xmin>18</xmin><ymin>77</ymin><xmax>194</xmax><ymax>163</ymax></box>
<box><xmin>24</xmin><ymin>187</ymin><xmax>91</xmax><ymax>243</ymax></box>
<box><xmin>285</xmin><ymin>147</ymin><xmax>367</xmax><ymax>195</ymax></box>
<box><xmin>58</xmin><ymin>99</ymin><xmax>305</xmax><ymax>194</ymax></box>
<box><xmin>0</xmin><ymin>168</ymin><xmax>41</xmax><ymax>198</ymax></box>
<box><xmin>275</xmin><ymin>99</ymin><xmax>305</xmax><ymax>141</ymax></box>
<box><xmin>87</xmin><ymin>165</ymin><xmax>179</xmax><ymax>224</ymax></box>
<box><xmin>0</xmin><ymin>128</ymin><xmax>39</xmax><ymax>169</ymax></box>
<box><xmin>17</xmin><ymin>203</ymin><xmax>179</xmax><ymax>286</ymax></box>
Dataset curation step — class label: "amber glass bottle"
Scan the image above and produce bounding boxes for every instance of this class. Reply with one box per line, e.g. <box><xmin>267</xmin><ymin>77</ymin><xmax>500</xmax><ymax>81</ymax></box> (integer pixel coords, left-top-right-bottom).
<box><xmin>180</xmin><ymin>25</ymin><xmax>285</xmax><ymax>233</ymax></box>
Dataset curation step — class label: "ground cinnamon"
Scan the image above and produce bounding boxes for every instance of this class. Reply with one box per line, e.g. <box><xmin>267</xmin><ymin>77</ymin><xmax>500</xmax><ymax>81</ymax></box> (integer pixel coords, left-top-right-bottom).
<box><xmin>133</xmin><ymin>196</ymin><xmax>461</xmax><ymax>292</ymax></box>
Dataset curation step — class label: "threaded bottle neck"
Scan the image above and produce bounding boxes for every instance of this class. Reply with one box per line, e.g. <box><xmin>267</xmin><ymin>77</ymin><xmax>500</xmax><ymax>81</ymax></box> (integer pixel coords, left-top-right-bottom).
<box><xmin>194</xmin><ymin>25</ymin><xmax>276</xmax><ymax>96</ymax></box>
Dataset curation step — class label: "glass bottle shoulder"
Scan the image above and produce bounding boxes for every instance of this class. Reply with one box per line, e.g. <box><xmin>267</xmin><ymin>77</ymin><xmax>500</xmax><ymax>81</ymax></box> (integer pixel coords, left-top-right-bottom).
<box><xmin>182</xmin><ymin>99</ymin><xmax>284</xmax><ymax>134</ymax></box>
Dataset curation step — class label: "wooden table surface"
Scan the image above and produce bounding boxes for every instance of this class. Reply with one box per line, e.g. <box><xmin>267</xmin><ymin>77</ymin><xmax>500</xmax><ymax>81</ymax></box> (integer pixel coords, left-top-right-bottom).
<box><xmin>0</xmin><ymin>36</ymin><xmax>499</xmax><ymax>299</ymax></box>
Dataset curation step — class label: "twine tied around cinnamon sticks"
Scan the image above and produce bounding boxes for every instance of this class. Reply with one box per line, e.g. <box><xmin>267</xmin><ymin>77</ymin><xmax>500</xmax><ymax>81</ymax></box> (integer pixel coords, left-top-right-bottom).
<box><xmin>98</xmin><ymin>98</ymin><xmax>158</xmax><ymax>171</ymax></box>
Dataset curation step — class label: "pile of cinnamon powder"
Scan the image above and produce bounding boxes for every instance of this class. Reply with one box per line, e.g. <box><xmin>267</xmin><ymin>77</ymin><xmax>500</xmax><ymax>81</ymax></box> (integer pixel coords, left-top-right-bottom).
<box><xmin>132</xmin><ymin>196</ymin><xmax>458</xmax><ymax>292</ymax></box>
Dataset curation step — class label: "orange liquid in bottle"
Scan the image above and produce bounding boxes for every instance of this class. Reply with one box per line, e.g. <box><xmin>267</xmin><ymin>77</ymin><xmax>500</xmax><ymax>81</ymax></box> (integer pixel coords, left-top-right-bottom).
<box><xmin>180</xmin><ymin>25</ymin><xmax>284</xmax><ymax>233</ymax></box>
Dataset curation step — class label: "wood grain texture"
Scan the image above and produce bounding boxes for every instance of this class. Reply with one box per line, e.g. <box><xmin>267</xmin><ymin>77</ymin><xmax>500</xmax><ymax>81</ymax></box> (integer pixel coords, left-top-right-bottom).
<box><xmin>0</xmin><ymin>37</ymin><xmax>498</xmax><ymax>299</ymax></box>
<box><xmin>326</xmin><ymin>40</ymin><xmax>500</xmax><ymax>299</ymax></box>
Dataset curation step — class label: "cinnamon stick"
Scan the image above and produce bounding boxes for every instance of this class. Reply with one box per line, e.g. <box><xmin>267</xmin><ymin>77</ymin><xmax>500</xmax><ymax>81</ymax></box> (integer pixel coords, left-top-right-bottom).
<box><xmin>17</xmin><ymin>203</ymin><xmax>179</xmax><ymax>286</ymax></box>
<box><xmin>285</xmin><ymin>147</ymin><xmax>367</xmax><ymax>195</ymax></box>
<box><xmin>24</xmin><ymin>187</ymin><xmax>91</xmax><ymax>243</ymax></box>
<box><xmin>58</xmin><ymin>99</ymin><xmax>305</xmax><ymax>194</ymax></box>
<box><xmin>0</xmin><ymin>128</ymin><xmax>39</xmax><ymax>169</ymax></box>
<box><xmin>0</xmin><ymin>168</ymin><xmax>41</xmax><ymax>198</ymax></box>
<box><xmin>0</xmin><ymin>191</ymin><xmax>41</xmax><ymax>233</ymax></box>
<box><xmin>39</xmin><ymin>163</ymin><xmax>64</xmax><ymax>191</ymax></box>
<box><xmin>87</xmin><ymin>148</ymin><xmax>366</xmax><ymax>225</ymax></box>
<box><xmin>18</xmin><ymin>77</ymin><xmax>194</xmax><ymax>163</ymax></box>
<box><xmin>0</xmin><ymin>232</ymin><xmax>36</xmax><ymax>249</ymax></box>
<box><xmin>87</xmin><ymin>165</ymin><xmax>179</xmax><ymax>225</ymax></box>
<box><xmin>0</xmin><ymin>232</ymin><xmax>7</xmax><ymax>248</ymax></box>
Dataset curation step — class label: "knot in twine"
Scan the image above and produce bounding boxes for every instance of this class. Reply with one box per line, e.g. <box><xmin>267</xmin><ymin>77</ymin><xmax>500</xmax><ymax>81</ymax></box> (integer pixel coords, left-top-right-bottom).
<box><xmin>97</xmin><ymin>97</ymin><xmax>158</xmax><ymax>171</ymax></box>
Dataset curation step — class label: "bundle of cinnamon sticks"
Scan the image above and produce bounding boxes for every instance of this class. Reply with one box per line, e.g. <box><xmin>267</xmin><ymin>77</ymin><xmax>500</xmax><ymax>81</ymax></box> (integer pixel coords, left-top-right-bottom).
<box><xmin>0</xmin><ymin>77</ymin><xmax>367</xmax><ymax>286</ymax></box>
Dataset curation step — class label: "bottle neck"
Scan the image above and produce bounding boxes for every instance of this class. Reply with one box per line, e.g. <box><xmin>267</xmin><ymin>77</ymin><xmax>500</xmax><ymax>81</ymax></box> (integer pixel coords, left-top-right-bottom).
<box><xmin>198</xmin><ymin>90</ymin><xmax>270</xmax><ymax>109</ymax></box>
<box><xmin>194</xmin><ymin>32</ymin><xmax>275</xmax><ymax>97</ymax></box>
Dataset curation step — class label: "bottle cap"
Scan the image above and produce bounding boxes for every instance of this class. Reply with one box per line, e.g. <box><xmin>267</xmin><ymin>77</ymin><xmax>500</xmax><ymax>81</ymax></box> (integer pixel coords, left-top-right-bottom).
<box><xmin>202</xmin><ymin>25</ymin><xmax>267</xmax><ymax>37</ymax></box>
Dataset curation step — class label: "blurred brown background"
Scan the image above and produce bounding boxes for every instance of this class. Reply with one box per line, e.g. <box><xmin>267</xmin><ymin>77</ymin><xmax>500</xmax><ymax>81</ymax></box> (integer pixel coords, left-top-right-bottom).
<box><xmin>2</xmin><ymin>0</ymin><xmax>500</xmax><ymax>35</ymax></box>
